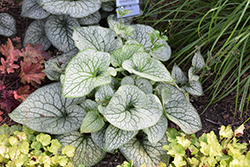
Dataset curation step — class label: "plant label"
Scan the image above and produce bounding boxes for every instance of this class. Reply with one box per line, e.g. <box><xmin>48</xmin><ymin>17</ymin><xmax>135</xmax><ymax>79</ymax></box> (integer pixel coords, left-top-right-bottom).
<box><xmin>116</xmin><ymin>0</ymin><xmax>139</xmax><ymax>7</ymax></box>
<box><xmin>116</xmin><ymin>4</ymin><xmax>140</xmax><ymax>18</ymax></box>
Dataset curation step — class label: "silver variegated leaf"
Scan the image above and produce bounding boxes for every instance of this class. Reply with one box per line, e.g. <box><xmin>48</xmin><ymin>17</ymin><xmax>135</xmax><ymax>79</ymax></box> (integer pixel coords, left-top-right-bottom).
<box><xmin>119</xmin><ymin>134</ymin><xmax>170</xmax><ymax>167</ymax></box>
<box><xmin>162</xmin><ymin>84</ymin><xmax>202</xmax><ymax>134</ymax></box>
<box><xmin>182</xmin><ymin>80</ymin><xmax>204</xmax><ymax>96</ymax></box>
<box><xmin>95</xmin><ymin>85</ymin><xmax>114</xmax><ymax>104</ymax></box>
<box><xmin>171</xmin><ymin>63</ymin><xmax>187</xmax><ymax>84</ymax></box>
<box><xmin>188</xmin><ymin>67</ymin><xmax>199</xmax><ymax>81</ymax></box>
<box><xmin>121</xmin><ymin>76</ymin><xmax>135</xmax><ymax>85</ymax></box>
<box><xmin>21</xmin><ymin>0</ymin><xmax>50</xmax><ymax>19</ymax></box>
<box><xmin>45</xmin><ymin>15</ymin><xmax>80</xmax><ymax>53</ymax></box>
<box><xmin>0</xmin><ymin>13</ymin><xmax>16</xmax><ymax>37</ymax></box>
<box><xmin>125</xmin><ymin>39</ymin><xmax>140</xmax><ymax>45</ymax></box>
<box><xmin>80</xmin><ymin>99</ymin><xmax>98</xmax><ymax>112</ymax></box>
<box><xmin>91</xmin><ymin>124</ymin><xmax>107</xmax><ymax>151</ymax></box>
<box><xmin>8</xmin><ymin>82</ymin><xmax>86</xmax><ymax>134</ymax></box>
<box><xmin>56</xmin><ymin>131</ymin><xmax>106</xmax><ymax>167</ymax></box>
<box><xmin>78</xmin><ymin>11</ymin><xmax>101</xmax><ymax>25</ymax></box>
<box><xmin>105</xmin><ymin>124</ymin><xmax>138</xmax><ymax>151</ymax></box>
<box><xmin>128</xmin><ymin>24</ymin><xmax>171</xmax><ymax>61</ymax></box>
<box><xmin>101</xmin><ymin>1</ymin><xmax>115</xmax><ymax>12</ymax></box>
<box><xmin>23</xmin><ymin>19</ymin><xmax>51</xmax><ymax>51</ymax></box>
<box><xmin>143</xmin><ymin>115</ymin><xmax>168</xmax><ymax>145</ymax></box>
<box><xmin>192</xmin><ymin>48</ymin><xmax>205</xmax><ymax>71</ymax></box>
<box><xmin>104</xmin><ymin>85</ymin><xmax>163</xmax><ymax>131</ymax></box>
<box><xmin>73</xmin><ymin>26</ymin><xmax>122</xmax><ymax>54</ymax></box>
<box><xmin>80</xmin><ymin>110</ymin><xmax>105</xmax><ymax>133</ymax></box>
<box><xmin>111</xmin><ymin>44</ymin><xmax>144</xmax><ymax>67</ymax></box>
<box><xmin>122</xmin><ymin>52</ymin><xmax>174</xmax><ymax>82</ymax></box>
<box><xmin>135</xmin><ymin>78</ymin><xmax>152</xmax><ymax>94</ymax></box>
<box><xmin>63</xmin><ymin>49</ymin><xmax>112</xmax><ymax>98</ymax></box>
<box><xmin>38</xmin><ymin>0</ymin><xmax>102</xmax><ymax>18</ymax></box>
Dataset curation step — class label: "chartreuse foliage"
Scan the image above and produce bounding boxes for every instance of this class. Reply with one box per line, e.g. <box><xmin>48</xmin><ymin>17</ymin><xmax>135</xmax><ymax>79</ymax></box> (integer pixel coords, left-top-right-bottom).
<box><xmin>163</xmin><ymin>124</ymin><xmax>250</xmax><ymax>167</ymax></box>
<box><xmin>9</xmin><ymin>10</ymin><xmax>205</xmax><ymax>167</ymax></box>
<box><xmin>0</xmin><ymin>124</ymin><xmax>75</xmax><ymax>167</ymax></box>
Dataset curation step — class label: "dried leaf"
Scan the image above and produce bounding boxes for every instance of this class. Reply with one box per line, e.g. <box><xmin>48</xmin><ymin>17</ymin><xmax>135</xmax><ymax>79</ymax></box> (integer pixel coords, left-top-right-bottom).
<box><xmin>20</xmin><ymin>44</ymin><xmax>51</xmax><ymax>64</ymax></box>
<box><xmin>13</xmin><ymin>85</ymin><xmax>36</xmax><ymax>102</ymax></box>
<box><xmin>19</xmin><ymin>61</ymin><xmax>46</xmax><ymax>86</ymax></box>
<box><xmin>0</xmin><ymin>90</ymin><xmax>20</xmax><ymax>113</ymax></box>
<box><xmin>234</xmin><ymin>124</ymin><xmax>245</xmax><ymax>137</ymax></box>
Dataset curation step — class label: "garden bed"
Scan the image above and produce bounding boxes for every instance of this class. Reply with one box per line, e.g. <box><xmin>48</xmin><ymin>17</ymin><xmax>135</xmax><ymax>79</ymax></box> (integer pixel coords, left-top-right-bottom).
<box><xmin>0</xmin><ymin>0</ymin><xmax>250</xmax><ymax>166</ymax></box>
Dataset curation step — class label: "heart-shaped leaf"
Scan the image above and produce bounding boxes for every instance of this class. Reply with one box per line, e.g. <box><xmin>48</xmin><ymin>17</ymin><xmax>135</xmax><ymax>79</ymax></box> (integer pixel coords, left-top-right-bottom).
<box><xmin>128</xmin><ymin>24</ymin><xmax>171</xmax><ymax>61</ymax></box>
<box><xmin>160</xmin><ymin>84</ymin><xmax>202</xmax><ymax>134</ymax></box>
<box><xmin>23</xmin><ymin>19</ymin><xmax>52</xmax><ymax>51</ymax></box>
<box><xmin>45</xmin><ymin>15</ymin><xmax>80</xmax><ymax>53</ymax></box>
<box><xmin>111</xmin><ymin>44</ymin><xmax>144</xmax><ymax>67</ymax></box>
<box><xmin>143</xmin><ymin>115</ymin><xmax>168</xmax><ymax>145</ymax></box>
<box><xmin>63</xmin><ymin>48</ymin><xmax>112</xmax><ymax>98</ymax></box>
<box><xmin>21</xmin><ymin>0</ymin><xmax>50</xmax><ymax>19</ymax></box>
<box><xmin>171</xmin><ymin>63</ymin><xmax>187</xmax><ymax>84</ymax></box>
<box><xmin>122</xmin><ymin>52</ymin><xmax>174</xmax><ymax>82</ymax></box>
<box><xmin>91</xmin><ymin>124</ymin><xmax>107</xmax><ymax>151</ymax></box>
<box><xmin>38</xmin><ymin>0</ymin><xmax>102</xmax><ymax>18</ymax></box>
<box><xmin>105</xmin><ymin>124</ymin><xmax>138</xmax><ymax>151</ymax></box>
<box><xmin>9</xmin><ymin>82</ymin><xmax>86</xmax><ymax>134</ymax></box>
<box><xmin>192</xmin><ymin>48</ymin><xmax>205</xmax><ymax>72</ymax></box>
<box><xmin>119</xmin><ymin>134</ymin><xmax>170</xmax><ymax>167</ymax></box>
<box><xmin>103</xmin><ymin>85</ymin><xmax>163</xmax><ymax>131</ymax></box>
<box><xmin>80</xmin><ymin>99</ymin><xmax>98</xmax><ymax>112</ymax></box>
<box><xmin>56</xmin><ymin>131</ymin><xmax>106</xmax><ymax>167</ymax></box>
<box><xmin>80</xmin><ymin>110</ymin><xmax>105</xmax><ymax>133</ymax></box>
<box><xmin>0</xmin><ymin>13</ymin><xmax>16</xmax><ymax>37</ymax></box>
<box><xmin>95</xmin><ymin>85</ymin><xmax>114</xmax><ymax>105</ymax></box>
<box><xmin>78</xmin><ymin>11</ymin><xmax>101</xmax><ymax>25</ymax></box>
<box><xmin>73</xmin><ymin>26</ymin><xmax>122</xmax><ymax>53</ymax></box>
<box><xmin>182</xmin><ymin>80</ymin><xmax>204</xmax><ymax>96</ymax></box>
<box><xmin>135</xmin><ymin>78</ymin><xmax>153</xmax><ymax>94</ymax></box>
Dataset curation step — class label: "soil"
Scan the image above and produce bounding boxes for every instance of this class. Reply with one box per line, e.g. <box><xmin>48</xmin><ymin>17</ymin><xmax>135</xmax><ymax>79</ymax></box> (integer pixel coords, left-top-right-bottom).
<box><xmin>0</xmin><ymin>1</ymin><xmax>250</xmax><ymax>166</ymax></box>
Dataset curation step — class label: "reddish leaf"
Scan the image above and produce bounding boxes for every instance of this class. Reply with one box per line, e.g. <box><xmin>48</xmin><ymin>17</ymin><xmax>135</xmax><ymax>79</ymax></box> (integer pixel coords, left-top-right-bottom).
<box><xmin>0</xmin><ymin>90</ymin><xmax>20</xmax><ymax>113</ymax></box>
<box><xmin>19</xmin><ymin>61</ymin><xmax>46</xmax><ymax>86</ymax></box>
<box><xmin>0</xmin><ymin>57</ymin><xmax>20</xmax><ymax>74</ymax></box>
<box><xmin>0</xmin><ymin>38</ymin><xmax>21</xmax><ymax>62</ymax></box>
<box><xmin>13</xmin><ymin>85</ymin><xmax>36</xmax><ymax>102</ymax></box>
<box><xmin>20</xmin><ymin>44</ymin><xmax>51</xmax><ymax>64</ymax></box>
<box><xmin>0</xmin><ymin>116</ymin><xmax>3</xmax><ymax>122</ymax></box>
<box><xmin>0</xmin><ymin>80</ymin><xmax>6</xmax><ymax>91</ymax></box>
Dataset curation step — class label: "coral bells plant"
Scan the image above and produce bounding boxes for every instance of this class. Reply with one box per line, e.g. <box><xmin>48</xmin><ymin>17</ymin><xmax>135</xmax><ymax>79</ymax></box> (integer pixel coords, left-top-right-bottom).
<box><xmin>0</xmin><ymin>38</ymin><xmax>50</xmax><ymax>121</ymax></box>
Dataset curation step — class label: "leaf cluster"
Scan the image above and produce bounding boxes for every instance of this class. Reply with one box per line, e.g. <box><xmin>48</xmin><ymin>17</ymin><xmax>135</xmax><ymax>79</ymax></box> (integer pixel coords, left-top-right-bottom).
<box><xmin>21</xmin><ymin>0</ymin><xmax>116</xmax><ymax>53</ymax></box>
<box><xmin>0</xmin><ymin>38</ymin><xmax>50</xmax><ymax>121</ymax></box>
<box><xmin>9</xmin><ymin>14</ymin><xmax>205</xmax><ymax>167</ymax></box>
<box><xmin>0</xmin><ymin>124</ymin><xmax>75</xmax><ymax>167</ymax></box>
<box><xmin>164</xmin><ymin>125</ymin><xmax>250</xmax><ymax>167</ymax></box>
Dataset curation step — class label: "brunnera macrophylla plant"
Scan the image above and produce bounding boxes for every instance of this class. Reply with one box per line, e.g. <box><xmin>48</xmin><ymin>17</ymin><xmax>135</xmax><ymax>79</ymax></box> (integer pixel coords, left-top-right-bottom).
<box><xmin>9</xmin><ymin>11</ymin><xmax>205</xmax><ymax>167</ymax></box>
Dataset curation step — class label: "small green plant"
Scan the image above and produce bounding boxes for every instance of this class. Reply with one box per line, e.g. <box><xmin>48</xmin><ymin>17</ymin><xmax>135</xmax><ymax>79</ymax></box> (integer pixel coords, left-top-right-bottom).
<box><xmin>0</xmin><ymin>124</ymin><xmax>75</xmax><ymax>167</ymax></box>
<box><xmin>9</xmin><ymin>10</ymin><xmax>205</xmax><ymax>167</ymax></box>
<box><xmin>163</xmin><ymin>124</ymin><xmax>250</xmax><ymax>167</ymax></box>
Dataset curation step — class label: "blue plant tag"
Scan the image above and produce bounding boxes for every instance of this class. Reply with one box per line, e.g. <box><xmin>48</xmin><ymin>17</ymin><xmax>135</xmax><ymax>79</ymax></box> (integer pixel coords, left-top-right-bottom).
<box><xmin>116</xmin><ymin>0</ymin><xmax>139</xmax><ymax>7</ymax></box>
<box><xmin>116</xmin><ymin>4</ymin><xmax>140</xmax><ymax>18</ymax></box>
